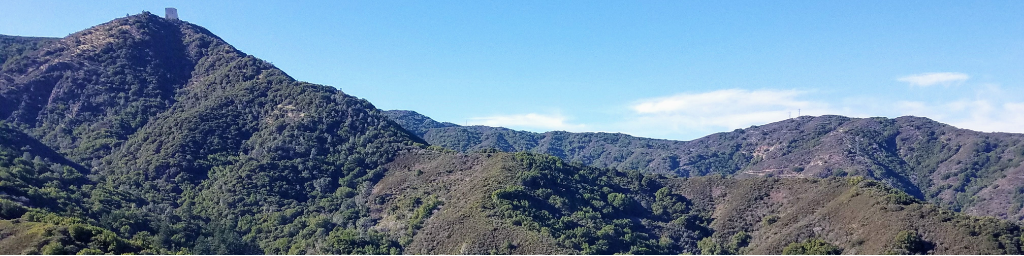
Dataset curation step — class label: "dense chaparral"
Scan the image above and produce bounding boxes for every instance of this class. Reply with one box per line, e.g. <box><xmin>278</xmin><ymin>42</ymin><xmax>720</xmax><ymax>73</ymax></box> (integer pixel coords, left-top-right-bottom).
<box><xmin>0</xmin><ymin>13</ymin><xmax>1022</xmax><ymax>255</ymax></box>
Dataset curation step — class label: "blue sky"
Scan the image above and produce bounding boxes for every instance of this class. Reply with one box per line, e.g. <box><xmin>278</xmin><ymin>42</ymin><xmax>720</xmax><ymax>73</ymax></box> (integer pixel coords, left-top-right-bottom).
<box><xmin>3</xmin><ymin>1</ymin><xmax>1022</xmax><ymax>140</ymax></box>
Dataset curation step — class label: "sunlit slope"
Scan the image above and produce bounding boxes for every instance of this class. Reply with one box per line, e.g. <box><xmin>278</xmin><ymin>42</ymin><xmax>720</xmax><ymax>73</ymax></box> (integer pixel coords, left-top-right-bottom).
<box><xmin>387</xmin><ymin>110</ymin><xmax>1024</xmax><ymax>221</ymax></box>
<box><xmin>0</xmin><ymin>12</ymin><xmax>424</xmax><ymax>254</ymax></box>
<box><xmin>371</xmin><ymin>151</ymin><xmax>1024</xmax><ymax>254</ymax></box>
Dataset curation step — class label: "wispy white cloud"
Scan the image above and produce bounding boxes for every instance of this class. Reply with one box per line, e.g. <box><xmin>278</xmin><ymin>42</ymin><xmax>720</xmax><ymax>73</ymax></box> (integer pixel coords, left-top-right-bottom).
<box><xmin>891</xmin><ymin>83</ymin><xmax>1024</xmax><ymax>133</ymax></box>
<box><xmin>632</xmin><ymin>89</ymin><xmax>810</xmax><ymax>114</ymax></box>
<box><xmin>897</xmin><ymin>72</ymin><xmax>969</xmax><ymax>87</ymax></box>
<box><xmin>896</xmin><ymin>99</ymin><xmax>1024</xmax><ymax>134</ymax></box>
<box><xmin>617</xmin><ymin>85</ymin><xmax>1023</xmax><ymax>140</ymax></box>
<box><xmin>461</xmin><ymin>83</ymin><xmax>1021</xmax><ymax>141</ymax></box>
<box><xmin>622</xmin><ymin>89</ymin><xmax>833</xmax><ymax>137</ymax></box>
<box><xmin>468</xmin><ymin>113</ymin><xmax>586</xmax><ymax>131</ymax></box>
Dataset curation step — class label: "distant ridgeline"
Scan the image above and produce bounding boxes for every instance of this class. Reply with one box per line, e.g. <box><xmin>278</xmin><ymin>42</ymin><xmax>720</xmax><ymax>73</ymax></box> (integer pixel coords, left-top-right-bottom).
<box><xmin>0</xmin><ymin>12</ymin><xmax>1021</xmax><ymax>255</ymax></box>
<box><xmin>385</xmin><ymin>110</ymin><xmax>1024</xmax><ymax>221</ymax></box>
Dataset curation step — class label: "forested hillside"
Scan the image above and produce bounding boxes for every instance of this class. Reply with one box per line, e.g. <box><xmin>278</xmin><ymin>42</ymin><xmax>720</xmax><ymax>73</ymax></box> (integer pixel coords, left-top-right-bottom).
<box><xmin>374</xmin><ymin>151</ymin><xmax>1024</xmax><ymax>254</ymax></box>
<box><xmin>0</xmin><ymin>12</ymin><xmax>424</xmax><ymax>254</ymax></box>
<box><xmin>386</xmin><ymin>110</ymin><xmax>1024</xmax><ymax>221</ymax></box>
<box><xmin>383</xmin><ymin>110</ymin><xmax>693</xmax><ymax>173</ymax></box>
<box><xmin>0</xmin><ymin>35</ymin><xmax>56</xmax><ymax>65</ymax></box>
<box><xmin>0</xmin><ymin>12</ymin><xmax>1022</xmax><ymax>255</ymax></box>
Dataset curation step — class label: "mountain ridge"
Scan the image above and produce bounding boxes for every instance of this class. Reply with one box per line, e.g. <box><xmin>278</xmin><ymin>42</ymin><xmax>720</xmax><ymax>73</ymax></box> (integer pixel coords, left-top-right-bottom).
<box><xmin>385</xmin><ymin>110</ymin><xmax>1024</xmax><ymax>221</ymax></box>
<box><xmin>0</xmin><ymin>13</ymin><xmax>1022</xmax><ymax>255</ymax></box>
<box><xmin>1</xmin><ymin>13</ymin><xmax>428</xmax><ymax>254</ymax></box>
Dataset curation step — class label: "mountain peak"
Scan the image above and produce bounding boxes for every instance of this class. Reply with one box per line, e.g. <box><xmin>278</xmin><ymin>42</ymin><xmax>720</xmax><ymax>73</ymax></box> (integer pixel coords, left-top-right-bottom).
<box><xmin>383</xmin><ymin>110</ymin><xmax>460</xmax><ymax>137</ymax></box>
<box><xmin>57</xmin><ymin>11</ymin><xmax>229</xmax><ymax>57</ymax></box>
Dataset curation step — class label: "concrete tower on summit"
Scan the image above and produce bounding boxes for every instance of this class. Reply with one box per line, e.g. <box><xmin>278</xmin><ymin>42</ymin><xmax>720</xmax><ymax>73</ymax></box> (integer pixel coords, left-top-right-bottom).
<box><xmin>165</xmin><ymin>8</ymin><xmax>178</xmax><ymax>20</ymax></box>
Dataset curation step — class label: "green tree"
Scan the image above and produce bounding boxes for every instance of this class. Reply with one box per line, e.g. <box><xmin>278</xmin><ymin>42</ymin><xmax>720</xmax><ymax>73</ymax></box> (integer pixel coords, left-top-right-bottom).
<box><xmin>607</xmin><ymin>193</ymin><xmax>628</xmax><ymax>210</ymax></box>
<box><xmin>730</xmin><ymin>231</ymin><xmax>751</xmax><ymax>251</ymax></box>
<box><xmin>762</xmin><ymin>215</ymin><xmax>780</xmax><ymax>225</ymax></box>
<box><xmin>41</xmin><ymin>241</ymin><xmax>65</xmax><ymax>255</ymax></box>
<box><xmin>889</xmin><ymin>230</ymin><xmax>930</xmax><ymax>255</ymax></box>
<box><xmin>783</xmin><ymin>238</ymin><xmax>842</xmax><ymax>255</ymax></box>
<box><xmin>698</xmin><ymin>237</ymin><xmax>725</xmax><ymax>255</ymax></box>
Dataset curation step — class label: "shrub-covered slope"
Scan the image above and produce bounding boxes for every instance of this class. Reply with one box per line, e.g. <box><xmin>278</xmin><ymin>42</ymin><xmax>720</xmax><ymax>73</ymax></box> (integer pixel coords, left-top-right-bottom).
<box><xmin>0</xmin><ymin>13</ymin><xmax>424</xmax><ymax>254</ymax></box>
<box><xmin>373</xmin><ymin>151</ymin><xmax>1024</xmax><ymax>254</ymax></box>
<box><xmin>0</xmin><ymin>35</ymin><xmax>57</xmax><ymax>66</ymax></box>
<box><xmin>385</xmin><ymin>110</ymin><xmax>1024</xmax><ymax>221</ymax></box>
<box><xmin>673</xmin><ymin>176</ymin><xmax>1023</xmax><ymax>254</ymax></box>
<box><xmin>4</xmin><ymin>126</ymin><xmax>1021</xmax><ymax>255</ymax></box>
<box><xmin>0</xmin><ymin>125</ymin><xmax>150</xmax><ymax>254</ymax></box>
<box><xmin>384</xmin><ymin>110</ymin><xmax>696</xmax><ymax>175</ymax></box>
<box><xmin>2</xmin><ymin>12</ymin><xmax>1022</xmax><ymax>255</ymax></box>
